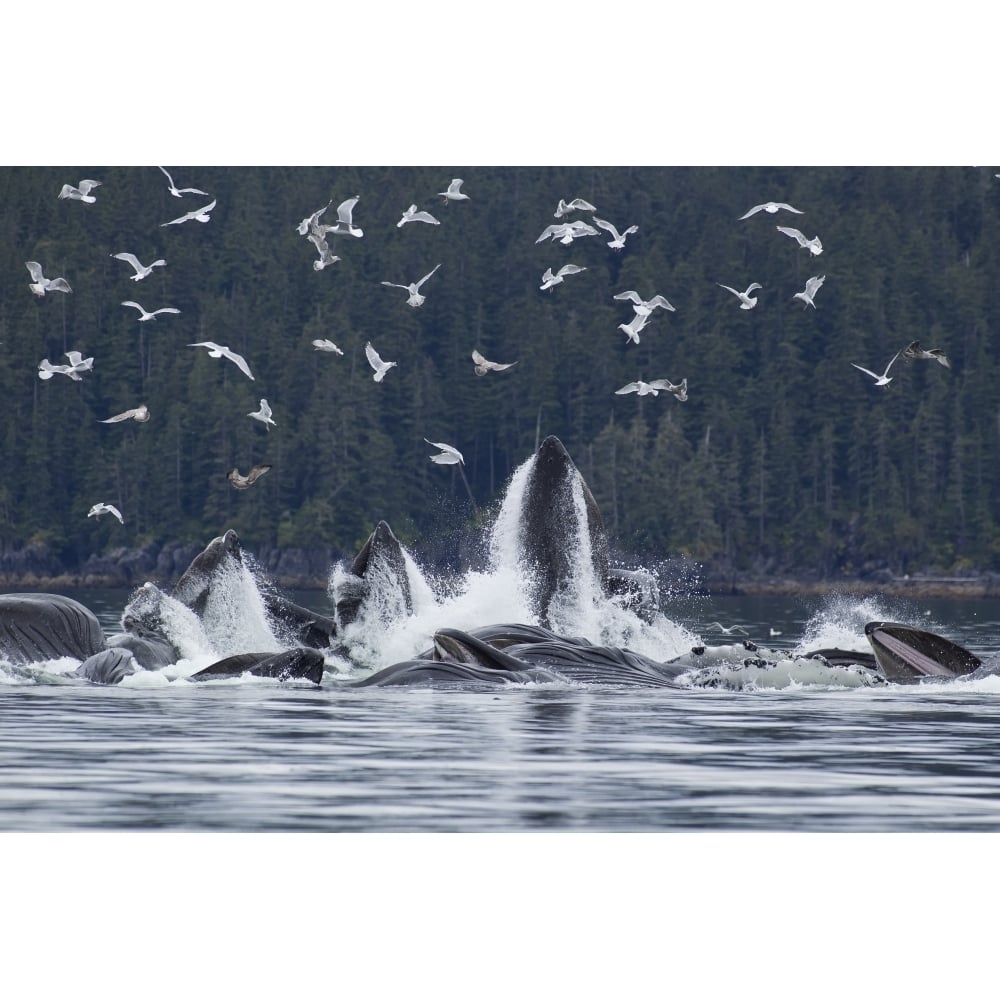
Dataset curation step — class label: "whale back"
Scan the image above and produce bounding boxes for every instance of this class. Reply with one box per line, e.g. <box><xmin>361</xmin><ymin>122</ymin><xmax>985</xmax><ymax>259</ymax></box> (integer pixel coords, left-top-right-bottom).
<box><xmin>189</xmin><ymin>648</ymin><xmax>325</xmax><ymax>684</ymax></box>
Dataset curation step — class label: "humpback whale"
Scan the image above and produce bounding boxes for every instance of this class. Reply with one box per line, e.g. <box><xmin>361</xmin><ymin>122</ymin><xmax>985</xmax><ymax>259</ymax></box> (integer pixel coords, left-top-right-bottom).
<box><xmin>349</xmin><ymin>637</ymin><xmax>558</xmax><ymax>688</ymax></box>
<box><xmin>189</xmin><ymin>648</ymin><xmax>325</xmax><ymax>684</ymax></box>
<box><xmin>429</xmin><ymin>627</ymin><xmax>685</xmax><ymax>688</ymax></box>
<box><xmin>863</xmin><ymin>621</ymin><xmax>982</xmax><ymax>682</ymax></box>
<box><xmin>0</xmin><ymin>593</ymin><xmax>106</xmax><ymax>664</ymax></box>
<box><xmin>513</xmin><ymin>436</ymin><xmax>659</xmax><ymax>624</ymax></box>
<box><xmin>75</xmin><ymin>647</ymin><xmax>140</xmax><ymax>685</ymax></box>
<box><xmin>332</xmin><ymin>520</ymin><xmax>413</xmax><ymax>628</ymax></box>
<box><xmin>172</xmin><ymin>529</ymin><xmax>336</xmax><ymax>649</ymax></box>
<box><xmin>172</xmin><ymin>529</ymin><xmax>243</xmax><ymax>614</ymax></box>
<box><xmin>517</xmin><ymin>436</ymin><xmax>611</xmax><ymax>625</ymax></box>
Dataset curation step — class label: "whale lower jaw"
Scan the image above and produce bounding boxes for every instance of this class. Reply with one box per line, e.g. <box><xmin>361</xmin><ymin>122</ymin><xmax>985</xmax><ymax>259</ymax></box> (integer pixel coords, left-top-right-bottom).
<box><xmin>864</xmin><ymin>621</ymin><xmax>982</xmax><ymax>682</ymax></box>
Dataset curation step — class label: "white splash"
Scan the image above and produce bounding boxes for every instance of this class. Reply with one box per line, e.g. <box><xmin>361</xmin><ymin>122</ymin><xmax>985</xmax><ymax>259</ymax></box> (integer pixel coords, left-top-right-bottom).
<box><xmin>677</xmin><ymin>653</ymin><xmax>886</xmax><ymax>691</ymax></box>
<box><xmin>331</xmin><ymin>448</ymin><xmax>696</xmax><ymax>670</ymax></box>
<box><xmin>198</xmin><ymin>562</ymin><xmax>282</xmax><ymax>654</ymax></box>
<box><xmin>145</xmin><ymin>592</ymin><xmax>214</xmax><ymax>660</ymax></box>
<box><xmin>795</xmin><ymin>593</ymin><xmax>915</xmax><ymax>654</ymax></box>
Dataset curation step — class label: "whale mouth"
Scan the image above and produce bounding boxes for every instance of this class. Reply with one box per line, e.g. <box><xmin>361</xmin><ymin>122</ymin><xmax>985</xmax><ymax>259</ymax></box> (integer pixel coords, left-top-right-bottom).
<box><xmin>433</xmin><ymin>632</ymin><xmax>475</xmax><ymax>663</ymax></box>
<box><xmin>864</xmin><ymin>621</ymin><xmax>982</xmax><ymax>682</ymax></box>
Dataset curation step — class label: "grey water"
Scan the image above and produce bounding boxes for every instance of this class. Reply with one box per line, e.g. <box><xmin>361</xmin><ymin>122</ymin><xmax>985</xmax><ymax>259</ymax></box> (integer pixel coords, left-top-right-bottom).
<box><xmin>6</xmin><ymin>589</ymin><xmax>1000</xmax><ymax>832</ymax></box>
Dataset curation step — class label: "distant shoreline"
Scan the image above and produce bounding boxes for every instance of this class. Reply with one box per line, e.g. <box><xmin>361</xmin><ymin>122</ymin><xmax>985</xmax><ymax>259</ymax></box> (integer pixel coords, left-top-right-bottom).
<box><xmin>703</xmin><ymin>579</ymin><xmax>1000</xmax><ymax>600</ymax></box>
<box><xmin>2</xmin><ymin>571</ymin><xmax>999</xmax><ymax>601</ymax></box>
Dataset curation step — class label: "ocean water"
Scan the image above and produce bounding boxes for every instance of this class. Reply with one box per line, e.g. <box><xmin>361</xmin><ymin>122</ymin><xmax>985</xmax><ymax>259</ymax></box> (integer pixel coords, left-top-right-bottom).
<box><xmin>5</xmin><ymin>445</ymin><xmax>1000</xmax><ymax>837</ymax></box>
<box><xmin>5</xmin><ymin>586</ymin><xmax>1000</xmax><ymax>833</ymax></box>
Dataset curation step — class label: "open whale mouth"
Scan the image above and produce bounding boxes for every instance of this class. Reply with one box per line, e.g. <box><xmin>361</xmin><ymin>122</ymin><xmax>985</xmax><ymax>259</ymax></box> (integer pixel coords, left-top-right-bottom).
<box><xmin>431</xmin><ymin>629</ymin><xmax>527</xmax><ymax>672</ymax></box>
<box><xmin>864</xmin><ymin>621</ymin><xmax>982</xmax><ymax>682</ymax></box>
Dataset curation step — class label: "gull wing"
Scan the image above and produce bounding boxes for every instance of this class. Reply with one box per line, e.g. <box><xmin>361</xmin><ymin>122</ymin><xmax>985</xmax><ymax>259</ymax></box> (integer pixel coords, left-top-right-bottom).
<box><xmin>224</xmin><ymin>348</ymin><xmax>254</xmax><ymax>380</ymax></box>
<box><xmin>851</xmin><ymin>363</ymin><xmax>880</xmax><ymax>380</ymax></box>
<box><xmin>336</xmin><ymin>197</ymin><xmax>359</xmax><ymax>224</ymax></box>
<box><xmin>591</xmin><ymin>216</ymin><xmax>619</xmax><ymax>237</ymax></box>
<box><xmin>365</xmin><ymin>342</ymin><xmax>383</xmax><ymax>370</ymax></box>
<box><xmin>776</xmin><ymin>225</ymin><xmax>807</xmax><ymax>245</ymax></box>
<box><xmin>415</xmin><ymin>263</ymin><xmax>442</xmax><ymax>289</ymax></box>
<box><xmin>647</xmin><ymin>294</ymin><xmax>675</xmax><ymax>311</ymax></box>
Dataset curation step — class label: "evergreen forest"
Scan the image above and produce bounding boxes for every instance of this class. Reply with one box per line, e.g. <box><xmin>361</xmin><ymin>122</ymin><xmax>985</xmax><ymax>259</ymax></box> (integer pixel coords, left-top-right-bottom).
<box><xmin>2</xmin><ymin>165</ymin><xmax>998</xmax><ymax>580</ymax></box>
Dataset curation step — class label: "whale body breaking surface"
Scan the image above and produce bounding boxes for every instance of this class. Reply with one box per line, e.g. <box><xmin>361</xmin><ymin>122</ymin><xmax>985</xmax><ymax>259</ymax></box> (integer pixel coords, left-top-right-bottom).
<box><xmin>0</xmin><ymin>437</ymin><xmax>986</xmax><ymax>690</ymax></box>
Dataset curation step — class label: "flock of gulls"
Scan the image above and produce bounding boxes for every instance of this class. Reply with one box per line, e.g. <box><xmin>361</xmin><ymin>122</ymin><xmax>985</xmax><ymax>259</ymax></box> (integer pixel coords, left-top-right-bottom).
<box><xmin>30</xmin><ymin>171</ymin><xmax>957</xmax><ymax>528</ymax></box>
<box><xmin>32</xmin><ymin>171</ymin><xmax>493</xmax><ymax>520</ymax></box>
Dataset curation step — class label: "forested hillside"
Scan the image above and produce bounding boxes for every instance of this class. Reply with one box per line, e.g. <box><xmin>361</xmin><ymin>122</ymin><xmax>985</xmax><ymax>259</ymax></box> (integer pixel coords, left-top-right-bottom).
<box><xmin>1</xmin><ymin>166</ymin><xmax>998</xmax><ymax>579</ymax></box>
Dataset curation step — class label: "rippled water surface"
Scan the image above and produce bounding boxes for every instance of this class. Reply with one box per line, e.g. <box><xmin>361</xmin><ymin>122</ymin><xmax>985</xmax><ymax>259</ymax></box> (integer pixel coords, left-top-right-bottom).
<box><xmin>6</xmin><ymin>590</ymin><xmax>1000</xmax><ymax>832</ymax></box>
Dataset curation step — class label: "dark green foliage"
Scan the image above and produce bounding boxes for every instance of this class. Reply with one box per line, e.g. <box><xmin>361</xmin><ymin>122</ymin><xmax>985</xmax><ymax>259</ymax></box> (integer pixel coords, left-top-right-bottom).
<box><xmin>3</xmin><ymin>165</ymin><xmax>999</xmax><ymax>576</ymax></box>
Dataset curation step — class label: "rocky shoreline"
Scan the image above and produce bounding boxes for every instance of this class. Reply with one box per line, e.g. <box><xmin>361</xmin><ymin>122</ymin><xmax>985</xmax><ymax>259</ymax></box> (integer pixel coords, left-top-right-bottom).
<box><xmin>0</xmin><ymin>540</ymin><xmax>337</xmax><ymax>592</ymax></box>
<box><xmin>3</xmin><ymin>539</ymin><xmax>1000</xmax><ymax>600</ymax></box>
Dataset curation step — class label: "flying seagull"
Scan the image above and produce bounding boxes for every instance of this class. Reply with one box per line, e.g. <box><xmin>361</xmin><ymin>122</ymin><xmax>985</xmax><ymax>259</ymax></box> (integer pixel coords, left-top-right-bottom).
<box><xmin>615</xmin><ymin>378</ymin><xmax>687</xmax><ymax>399</ymax></box>
<box><xmin>792</xmin><ymin>275</ymin><xmax>826</xmax><ymax>309</ymax></box>
<box><xmin>658</xmin><ymin>378</ymin><xmax>688</xmax><ymax>401</ymax></box>
<box><xmin>718</xmin><ymin>282</ymin><xmax>763</xmax><ymax>310</ymax></box>
<box><xmin>592</xmin><ymin>216</ymin><xmax>638</xmax><ymax>250</ymax></box>
<box><xmin>99</xmin><ymin>404</ymin><xmax>149</xmax><ymax>424</ymax></box>
<box><xmin>365</xmin><ymin>341</ymin><xmax>397</xmax><ymax>382</ymax></box>
<box><xmin>329</xmin><ymin>196</ymin><xmax>363</xmax><ymax>238</ymax></box>
<box><xmin>739</xmin><ymin>201</ymin><xmax>803</xmax><ymax>220</ymax></box>
<box><xmin>704</xmin><ymin>622</ymin><xmax>749</xmax><ymax>635</ymax></box>
<box><xmin>614</xmin><ymin>290</ymin><xmax>676</xmax><ymax>317</ymax></box>
<box><xmin>312</xmin><ymin>339</ymin><xmax>344</xmax><ymax>354</ymax></box>
<box><xmin>618</xmin><ymin>311</ymin><xmax>651</xmax><ymax>345</ymax></box>
<box><xmin>554</xmin><ymin>198</ymin><xmax>596</xmax><ymax>218</ymax></box>
<box><xmin>425</xmin><ymin>439</ymin><xmax>465</xmax><ymax>465</ymax></box>
<box><xmin>161</xmin><ymin>198</ymin><xmax>216</xmax><ymax>226</ymax></box>
<box><xmin>381</xmin><ymin>263</ymin><xmax>441</xmax><ymax>307</ymax></box>
<box><xmin>471</xmin><ymin>349</ymin><xmax>517</xmax><ymax>376</ymax></box>
<box><xmin>25</xmin><ymin>261</ymin><xmax>72</xmax><ymax>297</ymax></box>
<box><xmin>112</xmin><ymin>253</ymin><xmax>166</xmax><ymax>281</ymax></box>
<box><xmin>64</xmin><ymin>350</ymin><xmax>93</xmax><ymax>374</ymax></box>
<box><xmin>121</xmin><ymin>301</ymin><xmax>180</xmax><ymax>322</ymax></box>
<box><xmin>87</xmin><ymin>502</ymin><xmax>124</xmax><ymax>524</ymax></box>
<box><xmin>297</xmin><ymin>200</ymin><xmax>333</xmax><ymax>236</ymax></box>
<box><xmin>228</xmin><ymin>465</ymin><xmax>272</xmax><ymax>490</ymax></box>
<box><xmin>188</xmin><ymin>341</ymin><xmax>255</xmax><ymax>380</ymax></box>
<box><xmin>58</xmin><ymin>179</ymin><xmax>102</xmax><ymax>203</ymax></box>
<box><xmin>902</xmin><ymin>341</ymin><xmax>951</xmax><ymax>368</ymax></box>
<box><xmin>776</xmin><ymin>225</ymin><xmax>823</xmax><ymax>255</ymax></box>
<box><xmin>307</xmin><ymin>232</ymin><xmax>340</xmax><ymax>270</ymax></box>
<box><xmin>157</xmin><ymin>166</ymin><xmax>209</xmax><ymax>198</ymax></box>
<box><xmin>438</xmin><ymin>179</ymin><xmax>470</xmax><ymax>204</ymax></box>
<box><xmin>852</xmin><ymin>351</ymin><xmax>901</xmax><ymax>387</ymax></box>
<box><xmin>536</xmin><ymin>220</ymin><xmax>598</xmax><ymax>245</ymax></box>
<box><xmin>38</xmin><ymin>359</ymin><xmax>83</xmax><ymax>381</ymax></box>
<box><xmin>397</xmin><ymin>203</ymin><xmax>441</xmax><ymax>228</ymax></box>
<box><xmin>248</xmin><ymin>398</ymin><xmax>276</xmax><ymax>431</ymax></box>
<box><xmin>540</xmin><ymin>263</ymin><xmax>586</xmax><ymax>291</ymax></box>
